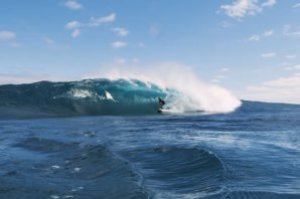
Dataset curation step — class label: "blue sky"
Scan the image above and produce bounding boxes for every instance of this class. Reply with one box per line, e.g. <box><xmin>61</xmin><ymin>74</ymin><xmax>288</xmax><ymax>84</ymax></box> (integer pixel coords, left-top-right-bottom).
<box><xmin>0</xmin><ymin>0</ymin><xmax>300</xmax><ymax>104</ymax></box>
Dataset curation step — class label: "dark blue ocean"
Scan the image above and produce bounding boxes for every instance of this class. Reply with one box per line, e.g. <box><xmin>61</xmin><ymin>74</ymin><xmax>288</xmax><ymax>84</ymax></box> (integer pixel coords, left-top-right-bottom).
<box><xmin>0</xmin><ymin>80</ymin><xmax>300</xmax><ymax>198</ymax></box>
<box><xmin>0</xmin><ymin>101</ymin><xmax>300</xmax><ymax>199</ymax></box>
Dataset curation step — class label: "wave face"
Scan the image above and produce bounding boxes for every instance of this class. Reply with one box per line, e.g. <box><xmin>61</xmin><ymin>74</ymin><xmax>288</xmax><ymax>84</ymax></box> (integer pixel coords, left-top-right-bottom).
<box><xmin>0</xmin><ymin>79</ymin><xmax>166</xmax><ymax>118</ymax></box>
<box><xmin>0</xmin><ymin>78</ymin><xmax>241</xmax><ymax>118</ymax></box>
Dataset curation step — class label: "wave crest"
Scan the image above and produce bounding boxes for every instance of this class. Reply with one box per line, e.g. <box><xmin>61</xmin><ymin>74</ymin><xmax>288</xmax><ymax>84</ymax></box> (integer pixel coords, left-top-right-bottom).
<box><xmin>0</xmin><ymin>68</ymin><xmax>241</xmax><ymax>118</ymax></box>
<box><xmin>91</xmin><ymin>63</ymin><xmax>241</xmax><ymax>113</ymax></box>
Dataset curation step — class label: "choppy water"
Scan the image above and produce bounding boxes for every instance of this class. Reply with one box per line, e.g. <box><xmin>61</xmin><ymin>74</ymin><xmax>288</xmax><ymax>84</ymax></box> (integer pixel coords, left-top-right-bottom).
<box><xmin>0</xmin><ymin>101</ymin><xmax>300</xmax><ymax>199</ymax></box>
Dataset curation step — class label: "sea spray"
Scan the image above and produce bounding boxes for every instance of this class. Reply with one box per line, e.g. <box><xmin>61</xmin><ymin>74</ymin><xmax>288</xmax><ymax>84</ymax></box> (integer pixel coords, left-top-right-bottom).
<box><xmin>89</xmin><ymin>62</ymin><xmax>241</xmax><ymax>113</ymax></box>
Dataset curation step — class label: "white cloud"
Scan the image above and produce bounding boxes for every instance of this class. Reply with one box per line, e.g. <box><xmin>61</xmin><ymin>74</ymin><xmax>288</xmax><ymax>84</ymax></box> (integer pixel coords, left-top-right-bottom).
<box><xmin>0</xmin><ymin>30</ymin><xmax>20</xmax><ymax>47</ymax></box>
<box><xmin>249</xmin><ymin>35</ymin><xmax>260</xmax><ymax>41</ymax></box>
<box><xmin>71</xmin><ymin>29</ymin><xmax>80</xmax><ymax>38</ymax></box>
<box><xmin>88</xmin><ymin>13</ymin><xmax>116</xmax><ymax>27</ymax></box>
<box><xmin>285</xmin><ymin>54</ymin><xmax>297</xmax><ymax>59</ymax></box>
<box><xmin>283</xmin><ymin>25</ymin><xmax>300</xmax><ymax>38</ymax></box>
<box><xmin>220</xmin><ymin>67</ymin><xmax>230</xmax><ymax>72</ymax></box>
<box><xmin>65</xmin><ymin>13</ymin><xmax>116</xmax><ymax>38</ymax></box>
<box><xmin>263</xmin><ymin>74</ymin><xmax>300</xmax><ymax>87</ymax></box>
<box><xmin>221</xmin><ymin>0</ymin><xmax>261</xmax><ymax>18</ymax></box>
<box><xmin>112</xmin><ymin>27</ymin><xmax>129</xmax><ymax>37</ymax></box>
<box><xmin>111</xmin><ymin>41</ymin><xmax>127</xmax><ymax>49</ymax></box>
<box><xmin>284</xmin><ymin>64</ymin><xmax>300</xmax><ymax>71</ymax></box>
<box><xmin>292</xmin><ymin>65</ymin><xmax>300</xmax><ymax>70</ymax></box>
<box><xmin>261</xmin><ymin>52</ymin><xmax>276</xmax><ymax>58</ymax></box>
<box><xmin>0</xmin><ymin>31</ymin><xmax>16</xmax><ymax>41</ymax></box>
<box><xmin>261</xmin><ymin>0</ymin><xmax>276</xmax><ymax>7</ymax></box>
<box><xmin>65</xmin><ymin>0</ymin><xmax>83</xmax><ymax>10</ymax></box>
<box><xmin>221</xmin><ymin>0</ymin><xmax>276</xmax><ymax>19</ymax></box>
<box><xmin>263</xmin><ymin>29</ymin><xmax>273</xmax><ymax>36</ymax></box>
<box><xmin>44</xmin><ymin>37</ymin><xmax>56</xmax><ymax>47</ymax></box>
<box><xmin>243</xmin><ymin>73</ymin><xmax>300</xmax><ymax>104</ymax></box>
<box><xmin>211</xmin><ymin>78</ymin><xmax>221</xmax><ymax>83</ymax></box>
<box><xmin>65</xmin><ymin>14</ymin><xmax>116</xmax><ymax>29</ymax></box>
<box><xmin>293</xmin><ymin>3</ymin><xmax>300</xmax><ymax>8</ymax></box>
<box><xmin>65</xmin><ymin>20</ymin><xmax>81</xmax><ymax>29</ymax></box>
<box><xmin>44</xmin><ymin>37</ymin><xmax>55</xmax><ymax>45</ymax></box>
<box><xmin>248</xmin><ymin>29</ymin><xmax>274</xmax><ymax>41</ymax></box>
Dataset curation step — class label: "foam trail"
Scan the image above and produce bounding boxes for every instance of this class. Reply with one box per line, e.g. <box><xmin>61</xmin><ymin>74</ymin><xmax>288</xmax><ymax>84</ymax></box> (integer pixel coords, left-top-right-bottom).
<box><xmin>88</xmin><ymin>62</ymin><xmax>241</xmax><ymax>113</ymax></box>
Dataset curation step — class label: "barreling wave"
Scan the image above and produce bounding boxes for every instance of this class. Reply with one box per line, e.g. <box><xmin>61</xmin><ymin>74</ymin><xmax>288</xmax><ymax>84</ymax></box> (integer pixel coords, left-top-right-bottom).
<box><xmin>0</xmin><ymin>77</ymin><xmax>241</xmax><ymax>118</ymax></box>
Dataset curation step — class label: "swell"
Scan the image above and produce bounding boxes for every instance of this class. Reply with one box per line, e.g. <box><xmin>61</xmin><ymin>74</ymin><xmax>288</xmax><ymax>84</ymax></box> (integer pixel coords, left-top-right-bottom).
<box><xmin>3</xmin><ymin>137</ymin><xmax>149</xmax><ymax>199</ymax></box>
<box><xmin>121</xmin><ymin>146</ymin><xmax>225</xmax><ymax>198</ymax></box>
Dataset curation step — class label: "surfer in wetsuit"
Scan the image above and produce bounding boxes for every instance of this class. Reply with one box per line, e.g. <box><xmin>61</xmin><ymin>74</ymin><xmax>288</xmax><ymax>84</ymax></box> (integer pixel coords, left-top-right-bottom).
<box><xmin>158</xmin><ymin>97</ymin><xmax>165</xmax><ymax>113</ymax></box>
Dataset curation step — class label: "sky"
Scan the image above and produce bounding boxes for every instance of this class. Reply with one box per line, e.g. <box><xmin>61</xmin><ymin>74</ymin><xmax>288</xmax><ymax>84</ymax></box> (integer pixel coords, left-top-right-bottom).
<box><xmin>0</xmin><ymin>0</ymin><xmax>300</xmax><ymax>104</ymax></box>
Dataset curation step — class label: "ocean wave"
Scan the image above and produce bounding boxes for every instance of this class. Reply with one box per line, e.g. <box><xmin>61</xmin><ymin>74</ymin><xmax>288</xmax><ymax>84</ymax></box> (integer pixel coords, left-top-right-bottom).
<box><xmin>11</xmin><ymin>138</ymin><xmax>149</xmax><ymax>199</ymax></box>
<box><xmin>0</xmin><ymin>78</ymin><xmax>241</xmax><ymax>118</ymax></box>
<box><xmin>121</xmin><ymin>146</ymin><xmax>225</xmax><ymax>198</ymax></box>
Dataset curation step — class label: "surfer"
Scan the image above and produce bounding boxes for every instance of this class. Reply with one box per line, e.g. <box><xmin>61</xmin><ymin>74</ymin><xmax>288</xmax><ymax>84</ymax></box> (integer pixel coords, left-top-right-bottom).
<box><xmin>158</xmin><ymin>97</ymin><xmax>165</xmax><ymax>113</ymax></box>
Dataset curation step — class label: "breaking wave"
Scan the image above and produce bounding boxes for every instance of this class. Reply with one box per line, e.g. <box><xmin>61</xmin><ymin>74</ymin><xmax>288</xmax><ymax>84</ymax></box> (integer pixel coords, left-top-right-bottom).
<box><xmin>0</xmin><ymin>74</ymin><xmax>241</xmax><ymax>118</ymax></box>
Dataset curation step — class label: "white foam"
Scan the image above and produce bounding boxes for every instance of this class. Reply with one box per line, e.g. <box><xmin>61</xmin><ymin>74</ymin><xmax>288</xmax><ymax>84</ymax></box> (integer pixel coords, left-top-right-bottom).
<box><xmin>182</xmin><ymin>133</ymin><xmax>250</xmax><ymax>150</ymax></box>
<box><xmin>68</xmin><ymin>88</ymin><xmax>116</xmax><ymax>101</ymax></box>
<box><xmin>71</xmin><ymin>186</ymin><xmax>84</xmax><ymax>192</ymax></box>
<box><xmin>74</xmin><ymin>167</ymin><xmax>81</xmax><ymax>172</ymax></box>
<box><xmin>51</xmin><ymin>165</ymin><xmax>61</xmax><ymax>169</ymax></box>
<box><xmin>104</xmin><ymin>90</ymin><xmax>115</xmax><ymax>101</ymax></box>
<box><xmin>69</xmin><ymin>89</ymin><xmax>93</xmax><ymax>98</ymax></box>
